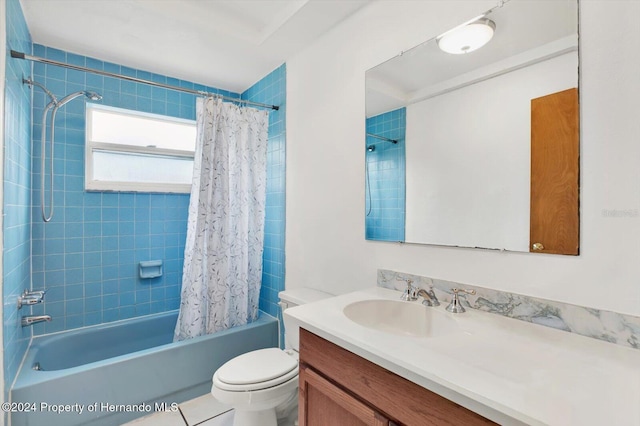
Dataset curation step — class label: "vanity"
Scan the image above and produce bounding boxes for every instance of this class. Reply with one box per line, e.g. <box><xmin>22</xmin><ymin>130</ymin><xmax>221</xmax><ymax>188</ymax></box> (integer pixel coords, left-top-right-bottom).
<box><xmin>299</xmin><ymin>328</ymin><xmax>494</xmax><ymax>425</ymax></box>
<box><xmin>285</xmin><ymin>287</ymin><xmax>640</xmax><ymax>426</ymax></box>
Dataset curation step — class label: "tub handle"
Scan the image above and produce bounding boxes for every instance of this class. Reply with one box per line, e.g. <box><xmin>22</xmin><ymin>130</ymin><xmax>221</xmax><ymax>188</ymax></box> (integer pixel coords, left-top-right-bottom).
<box><xmin>17</xmin><ymin>290</ymin><xmax>47</xmax><ymax>309</ymax></box>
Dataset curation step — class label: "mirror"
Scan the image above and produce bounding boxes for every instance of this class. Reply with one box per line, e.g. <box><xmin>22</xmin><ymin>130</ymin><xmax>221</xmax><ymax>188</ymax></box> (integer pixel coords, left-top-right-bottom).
<box><xmin>365</xmin><ymin>0</ymin><xmax>579</xmax><ymax>254</ymax></box>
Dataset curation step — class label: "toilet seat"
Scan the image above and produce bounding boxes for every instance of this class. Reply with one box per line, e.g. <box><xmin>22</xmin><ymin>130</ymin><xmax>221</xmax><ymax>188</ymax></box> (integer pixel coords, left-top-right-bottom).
<box><xmin>213</xmin><ymin>348</ymin><xmax>298</xmax><ymax>392</ymax></box>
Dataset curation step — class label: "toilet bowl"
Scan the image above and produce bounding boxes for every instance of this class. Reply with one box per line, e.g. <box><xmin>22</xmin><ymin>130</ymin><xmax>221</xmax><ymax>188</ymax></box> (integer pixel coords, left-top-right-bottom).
<box><xmin>210</xmin><ymin>288</ymin><xmax>333</xmax><ymax>426</ymax></box>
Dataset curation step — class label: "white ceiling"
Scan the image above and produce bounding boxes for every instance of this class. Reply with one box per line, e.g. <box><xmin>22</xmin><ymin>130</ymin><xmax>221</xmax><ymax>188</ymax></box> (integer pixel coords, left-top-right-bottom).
<box><xmin>20</xmin><ymin>0</ymin><xmax>370</xmax><ymax>93</ymax></box>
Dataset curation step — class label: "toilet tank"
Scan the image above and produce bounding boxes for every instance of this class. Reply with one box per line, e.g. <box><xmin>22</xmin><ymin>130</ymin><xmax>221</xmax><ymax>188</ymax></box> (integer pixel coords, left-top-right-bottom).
<box><xmin>279</xmin><ymin>288</ymin><xmax>333</xmax><ymax>351</ymax></box>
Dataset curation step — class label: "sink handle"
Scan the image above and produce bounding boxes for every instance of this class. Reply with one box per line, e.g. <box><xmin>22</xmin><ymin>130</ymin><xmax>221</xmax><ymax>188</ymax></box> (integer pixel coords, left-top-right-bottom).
<box><xmin>445</xmin><ymin>288</ymin><xmax>476</xmax><ymax>313</ymax></box>
<box><xmin>397</xmin><ymin>277</ymin><xmax>418</xmax><ymax>301</ymax></box>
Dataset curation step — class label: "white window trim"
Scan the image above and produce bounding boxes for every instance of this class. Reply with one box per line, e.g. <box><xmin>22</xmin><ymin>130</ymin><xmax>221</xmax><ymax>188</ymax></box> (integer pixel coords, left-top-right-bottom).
<box><xmin>85</xmin><ymin>104</ymin><xmax>196</xmax><ymax>193</ymax></box>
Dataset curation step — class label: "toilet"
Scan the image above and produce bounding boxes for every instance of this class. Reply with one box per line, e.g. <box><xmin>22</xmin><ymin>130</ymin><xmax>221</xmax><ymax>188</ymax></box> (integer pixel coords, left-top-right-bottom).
<box><xmin>211</xmin><ymin>288</ymin><xmax>333</xmax><ymax>426</ymax></box>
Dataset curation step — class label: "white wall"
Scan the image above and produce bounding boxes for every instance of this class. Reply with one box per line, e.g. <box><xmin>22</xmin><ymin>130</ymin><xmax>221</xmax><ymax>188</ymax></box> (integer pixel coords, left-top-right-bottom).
<box><xmin>405</xmin><ymin>52</ymin><xmax>577</xmax><ymax>252</ymax></box>
<box><xmin>286</xmin><ymin>0</ymin><xmax>640</xmax><ymax>316</ymax></box>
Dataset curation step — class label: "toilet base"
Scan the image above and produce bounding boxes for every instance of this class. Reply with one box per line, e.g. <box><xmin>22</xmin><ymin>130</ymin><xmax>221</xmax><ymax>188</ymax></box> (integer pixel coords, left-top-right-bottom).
<box><xmin>275</xmin><ymin>390</ymin><xmax>298</xmax><ymax>424</ymax></box>
<box><xmin>233</xmin><ymin>408</ymin><xmax>277</xmax><ymax>426</ymax></box>
<box><xmin>211</xmin><ymin>374</ymin><xmax>298</xmax><ymax>426</ymax></box>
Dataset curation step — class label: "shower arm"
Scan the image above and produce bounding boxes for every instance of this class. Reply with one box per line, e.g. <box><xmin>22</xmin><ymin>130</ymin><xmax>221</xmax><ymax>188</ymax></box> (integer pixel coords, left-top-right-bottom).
<box><xmin>24</xmin><ymin>78</ymin><xmax>57</xmax><ymax>104</ymax></box>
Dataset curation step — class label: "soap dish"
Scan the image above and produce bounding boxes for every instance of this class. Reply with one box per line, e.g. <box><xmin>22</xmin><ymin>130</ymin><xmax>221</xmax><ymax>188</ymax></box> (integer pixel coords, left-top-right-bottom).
<box><xmin>139</xmin><ymin>260</ymin><xmax>163</xmax><ymax>279</ymax></box>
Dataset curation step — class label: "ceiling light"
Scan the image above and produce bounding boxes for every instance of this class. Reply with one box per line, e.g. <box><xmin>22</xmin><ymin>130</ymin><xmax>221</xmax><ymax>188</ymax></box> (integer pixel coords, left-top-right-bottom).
<box><xmin>436</xmin><ymin>18</ymin><xmax>496</xmax><ymax>55</ymax></box>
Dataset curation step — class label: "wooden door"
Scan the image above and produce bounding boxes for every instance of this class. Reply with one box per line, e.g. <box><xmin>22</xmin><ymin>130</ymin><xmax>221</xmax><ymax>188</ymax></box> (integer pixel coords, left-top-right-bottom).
<box><xmin>530</xmin><ymin>87</ymin><xmax>579</xmax><ymax>255</ymax></box>
<box><xmin>299</xmin><ymin>364</ymin><xmax>389</xmax><ymax>426</ymax></box>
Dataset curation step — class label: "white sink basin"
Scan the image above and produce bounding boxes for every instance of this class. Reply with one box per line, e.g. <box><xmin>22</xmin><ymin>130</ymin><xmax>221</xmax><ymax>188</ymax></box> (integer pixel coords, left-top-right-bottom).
<box><xmin>343</xmin><ymin>299</ymin><xmax>460</xmax><ymax>338</ymax></box>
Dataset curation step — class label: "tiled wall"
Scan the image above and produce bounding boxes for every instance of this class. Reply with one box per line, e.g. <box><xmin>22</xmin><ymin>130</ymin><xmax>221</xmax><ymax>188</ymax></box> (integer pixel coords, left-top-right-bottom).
<box><xmin>365</xmin><ymin>108</ymin><xmax>405</xmax><ymax>241</ymax></box>
<box><xmin>3</xmin><ymin>0</ymin><xmax>32</xmax><ymax>393</ymax></box>
<box><xmin>29</xmin><ymin>44</ymin><xmax>240</xmax><ymax>335</ymax></box>
<box><xmin>242</xmin><ymin>64</ymin><xmax>286</xmax><ymax>319</ymax></box>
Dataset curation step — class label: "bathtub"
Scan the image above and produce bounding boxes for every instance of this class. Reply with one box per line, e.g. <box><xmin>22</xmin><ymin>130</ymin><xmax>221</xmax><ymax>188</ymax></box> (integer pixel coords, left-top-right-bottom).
<box><xmin>11</xmin><ymin>310</ymin><xmax>278</xmax><ymax>426</ymax></box>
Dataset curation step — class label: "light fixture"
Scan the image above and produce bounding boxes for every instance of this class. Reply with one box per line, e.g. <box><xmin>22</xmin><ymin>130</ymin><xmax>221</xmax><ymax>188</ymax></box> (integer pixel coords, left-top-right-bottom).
<box><xmin>436</xmin><ymin>17</ymin><xmax>496</xmax><ymax>55</ymax></box>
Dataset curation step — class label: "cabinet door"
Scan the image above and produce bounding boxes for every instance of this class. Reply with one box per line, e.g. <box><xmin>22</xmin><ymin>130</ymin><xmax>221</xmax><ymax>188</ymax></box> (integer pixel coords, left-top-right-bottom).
<box><xmin>299</xmin><ymin>365</ymin><xmax>390</xmax><ymax>426</ymax></box>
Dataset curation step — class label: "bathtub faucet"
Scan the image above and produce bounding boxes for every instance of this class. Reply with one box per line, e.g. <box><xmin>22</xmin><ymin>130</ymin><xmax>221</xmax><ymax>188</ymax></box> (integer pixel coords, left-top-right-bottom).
<box><xmin>17</xmin><ymin>289</ymin><xmax>47</xmax><ymax>309</ymax></box>
<box><xmin>21</xmin><ymin>315</ymin><xmax>52</xmax><ymax>327</ymax></box>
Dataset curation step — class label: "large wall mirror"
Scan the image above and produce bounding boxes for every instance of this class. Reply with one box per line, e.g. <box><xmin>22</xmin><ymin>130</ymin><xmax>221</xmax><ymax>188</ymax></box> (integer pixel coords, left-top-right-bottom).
<box><xmin>365</xmin><ymin>0</ymin><xmax>579</xmax><ymax>254</ymax></box>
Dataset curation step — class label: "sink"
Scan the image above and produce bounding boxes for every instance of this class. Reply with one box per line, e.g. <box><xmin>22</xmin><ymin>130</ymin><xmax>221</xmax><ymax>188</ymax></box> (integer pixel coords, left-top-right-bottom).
<box><xmin>343</xmin><ymin>299</ymin><xmax>460</xmax><ymax>338</ymax></box>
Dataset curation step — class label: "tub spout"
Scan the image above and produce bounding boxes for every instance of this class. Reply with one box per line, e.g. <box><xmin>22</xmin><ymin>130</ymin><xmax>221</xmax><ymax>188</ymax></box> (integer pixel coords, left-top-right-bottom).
<box><xmin>21</xmin><ymin>315</ymin><xmax>52</xmax><ymax>327</ymax></box>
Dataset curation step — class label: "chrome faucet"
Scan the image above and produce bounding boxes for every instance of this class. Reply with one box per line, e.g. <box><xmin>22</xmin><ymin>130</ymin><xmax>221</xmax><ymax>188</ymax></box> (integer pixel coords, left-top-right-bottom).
<box><xmin>397</xmin><ymin>277</ymin><xmax>418</xmax><ymax>301</ymax></box>
<box><xmin>416</xmin><ymin>288</ymin><xmax>440</xmax><ymax>307</ymax></box>
<box><xmin>21</xmin><ymin>315</ymin><xmax>52</xmax><ymax>327</ymax></box>
<box><xmin>445</xmin><ymin>288</ymin><xmax>476</xmax><ymax>313</ymax></box>
<box><xmin>17</xmin><ymin>289</ymin><xmax>47</xmax><ymax>309</ymax></box>
<box><xmin>397</xmin><ymin>277</ymin><xmax>440</xmax><ymax>306</ymax></box>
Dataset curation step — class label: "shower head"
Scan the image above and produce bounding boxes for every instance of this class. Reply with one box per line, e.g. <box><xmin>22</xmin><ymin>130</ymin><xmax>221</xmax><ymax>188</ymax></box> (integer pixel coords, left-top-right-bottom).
<box><xmin>367</xmin><ymin>145</ymin><xmax>375</xmax><ymax>152</ymax></box>
<box><xmin>85</xmin><ymin>91</ymin><xmax>102</xmax><ymax>101</ymax></box>
<box><xmin>56</xmin><ymin>90</ymin><xmax>103</xmax><ymax>108</ymax></box>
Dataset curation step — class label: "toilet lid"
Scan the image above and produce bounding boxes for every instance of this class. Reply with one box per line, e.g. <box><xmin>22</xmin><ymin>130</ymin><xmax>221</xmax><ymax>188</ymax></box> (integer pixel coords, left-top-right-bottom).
<box><xmin>215</xmin><ymin>348</ymin><xmax>298</xmax><ymax>390</ymax></box>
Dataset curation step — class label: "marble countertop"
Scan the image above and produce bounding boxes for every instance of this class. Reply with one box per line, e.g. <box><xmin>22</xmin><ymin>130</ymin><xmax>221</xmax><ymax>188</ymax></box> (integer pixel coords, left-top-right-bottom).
<box><xmin>284</xmin><ymin>287</ymin><xmax>640</xmax><ymax>426</ymax></box>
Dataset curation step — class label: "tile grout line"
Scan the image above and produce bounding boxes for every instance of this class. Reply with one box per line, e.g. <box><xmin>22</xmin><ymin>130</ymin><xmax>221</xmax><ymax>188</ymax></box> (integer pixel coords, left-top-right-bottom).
<box><xmin>191</xmin><ymin>408</ymin><xmax>233</xmax><ymax>426</ymax></box>
<box><xmin>177</xmin><ymin>406</ymin><xmax>190</xmax><ymax>425</ymax></box>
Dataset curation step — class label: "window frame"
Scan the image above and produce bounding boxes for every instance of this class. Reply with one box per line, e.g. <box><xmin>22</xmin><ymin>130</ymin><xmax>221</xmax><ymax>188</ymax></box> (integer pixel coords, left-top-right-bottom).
<box><xmin>85</xmin><ymin>103</ymin><xmax>196</xmax><ymax>193</ymax></box>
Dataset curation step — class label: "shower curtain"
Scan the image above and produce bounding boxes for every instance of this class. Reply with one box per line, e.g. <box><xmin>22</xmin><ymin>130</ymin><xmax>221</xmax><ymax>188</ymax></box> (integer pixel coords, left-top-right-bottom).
<box><xmin>174</xmin><ymin>97</ymin><xmax>269</xmax><ymax>341</ymax></box>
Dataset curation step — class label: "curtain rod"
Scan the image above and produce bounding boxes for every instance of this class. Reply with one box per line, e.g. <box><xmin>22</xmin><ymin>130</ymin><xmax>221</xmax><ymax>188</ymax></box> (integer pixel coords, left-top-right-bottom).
<box><xmin>10</xmin><ymin>50</ymin><xmax>279</xmax><ymax>111</ymax></box>
<box><xmin>366</xmin><ymin>133</ymin><xmax>398</xmax><ymax>144</ymax></box>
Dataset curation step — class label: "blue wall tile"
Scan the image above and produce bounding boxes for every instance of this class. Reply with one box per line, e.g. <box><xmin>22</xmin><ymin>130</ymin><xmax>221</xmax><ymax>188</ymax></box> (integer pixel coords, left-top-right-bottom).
<box><xmin>242</xmin><ymin>65</ymin><xmax>286</xmax><ymax>331</ymax></box>
<box><xmin>365</xmin><ymin>108</ymin><xmax>406</xmax><ymax>242</ymax></box>
<box><xmin>28</xmin><ymin>46</ymin><xmax>285</xmax><ymax>337</ymax></box>
<box><xmin>3</xmin><ymin>0</ymin><xmax>33</xmax><ymax>396</ymax></box>
<box><xmin>30</xmin><ymin>45</ymin><xmax>240</xmax><ymax>335</ymax></box>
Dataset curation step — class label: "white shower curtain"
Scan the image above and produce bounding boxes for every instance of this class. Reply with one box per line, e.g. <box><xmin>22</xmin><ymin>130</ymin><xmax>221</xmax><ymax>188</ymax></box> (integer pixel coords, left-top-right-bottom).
<box><xmin>174</xmin><ymin>97</ymin><xmax>269</xmax><ymax>341</ymax></box>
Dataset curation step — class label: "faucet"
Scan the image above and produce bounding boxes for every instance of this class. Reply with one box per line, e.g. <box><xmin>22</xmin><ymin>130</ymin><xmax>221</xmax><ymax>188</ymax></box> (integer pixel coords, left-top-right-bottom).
<box><xmin>17</xmin><ymin>289</ymin><xmax>46</xmax><ymax>309</ymax></box>
<box><xmin>397</xmin><ymin>277</ymin><xmax>440</xmax><ymax>306</ymax></box>
<box><xmin>416</xmin><ymin>288</ymin><xmax>440</xmax><ymax>307</ymax></box>
<box><xmin>445</xmin><ymin>288</ymin><xmax>476</xmax><ymax>313</ymax></box>
<box><xmin>21</xmin><ymin>315</ymin><xmax>52</xmax><ymax>327</ymax></box>
<box><xmin>397</xmin><ymin>277</ymin><xmax>418</xmax><ymax>301</ymax></box>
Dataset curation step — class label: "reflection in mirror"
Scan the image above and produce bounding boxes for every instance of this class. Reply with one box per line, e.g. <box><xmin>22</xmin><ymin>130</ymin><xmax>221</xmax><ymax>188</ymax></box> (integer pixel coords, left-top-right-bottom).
<box><xmin>365</xmin><ymin>110</ymin><xmax>405</xmax><ymax>241</ymax></box>
<box><xmin>365</xmin><ymin>0</ymin><xmax>579</xmax><ymax>254</ymax></box>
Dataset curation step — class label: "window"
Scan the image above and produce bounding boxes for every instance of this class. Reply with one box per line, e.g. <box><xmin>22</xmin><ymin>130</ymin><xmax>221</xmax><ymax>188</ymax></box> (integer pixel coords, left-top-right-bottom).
<box><xmin>85</xmin><ymin>104</ymin><xmax>197</xmax><ymax>193</ymax></box>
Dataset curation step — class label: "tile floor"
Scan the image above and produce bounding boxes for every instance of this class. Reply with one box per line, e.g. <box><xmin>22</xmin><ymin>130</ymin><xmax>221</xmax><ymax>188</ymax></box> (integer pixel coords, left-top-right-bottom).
<box><xmin>122</xmin><ymin>394</ymin><xmax>234</xmax><ymax>426</ymax></box>
<box><xmin>123</xmin><ymin>393</ymin><xmax>298</xmax><ymax>426</ymax></box>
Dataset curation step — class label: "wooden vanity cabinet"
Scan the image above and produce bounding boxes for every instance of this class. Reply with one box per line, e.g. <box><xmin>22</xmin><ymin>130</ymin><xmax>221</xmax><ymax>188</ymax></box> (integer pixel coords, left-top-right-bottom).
<box><xmin>298</xmin><ymin>329</ymin><xmax>496</xmax><ymax>426</ymax></box>
<box><xmin>299</xmin><ymin>365</ymin><xmax>390</xmax><ymax>426</ymax></box>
